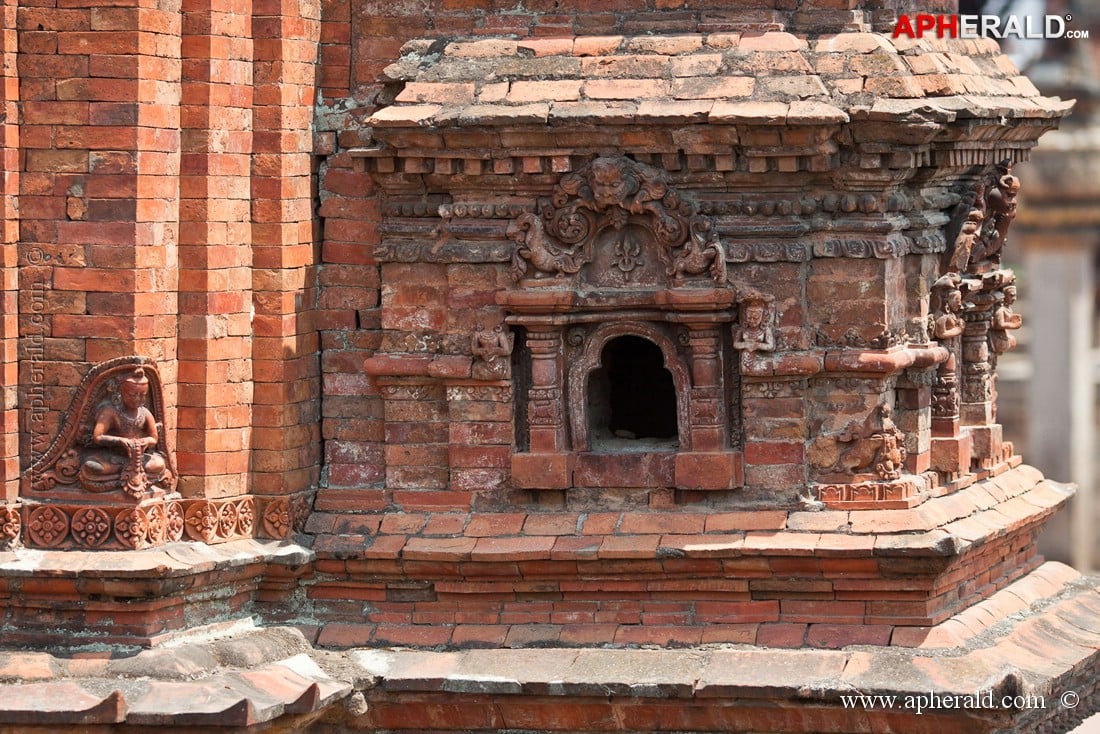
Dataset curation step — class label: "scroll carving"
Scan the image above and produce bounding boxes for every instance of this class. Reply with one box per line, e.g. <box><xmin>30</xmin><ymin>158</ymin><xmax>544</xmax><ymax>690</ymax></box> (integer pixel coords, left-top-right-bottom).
<box><xmin>508</xmin><ymin>156</ymin><xmax>725</xmax><ymax>287</ymax></box>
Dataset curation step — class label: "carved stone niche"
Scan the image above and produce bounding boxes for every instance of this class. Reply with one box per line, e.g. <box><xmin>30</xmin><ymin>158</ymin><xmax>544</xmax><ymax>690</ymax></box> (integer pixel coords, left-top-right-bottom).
<box><xmin>20</xmin><ymin>356</ymin><xmax>183</xmax><ymax>550</ymax></box>
<box><xmin>500</xmin><ymin>157</ymin><xmax>743</xmax><ymax>494</ymax></box>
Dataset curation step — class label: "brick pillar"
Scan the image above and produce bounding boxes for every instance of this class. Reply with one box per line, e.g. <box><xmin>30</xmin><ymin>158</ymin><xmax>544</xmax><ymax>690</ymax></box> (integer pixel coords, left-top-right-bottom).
<box><xmin>17</xmin><ymin>0</ymin><xmax>181</xmax><ymax>453</ymax></box>
<box><xmin>250</xmin><ymin>0</ymin><xmax>321</xmax><ymax>501</ymax></box>
<box><xmin>0</xmin><ymin>0</ymin><xmax>16</xmax><ymax>509</ymax></box>
<box><xmin>176</xmin><ymin>0</ymin><xmax>254</xmax><ymax>498</ymax></box>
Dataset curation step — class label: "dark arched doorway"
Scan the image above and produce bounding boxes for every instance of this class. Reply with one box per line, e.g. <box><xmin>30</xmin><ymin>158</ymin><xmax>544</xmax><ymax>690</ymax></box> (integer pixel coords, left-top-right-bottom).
<box><xmin>587</xmin><ymin>335</ymin><xmax>678</xmax><ymax>449</ymax></box>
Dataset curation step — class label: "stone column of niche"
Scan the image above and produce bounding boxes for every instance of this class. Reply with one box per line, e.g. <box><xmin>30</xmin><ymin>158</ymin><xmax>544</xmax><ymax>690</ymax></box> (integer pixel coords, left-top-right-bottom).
<box><xmin>676</xmin><ymin>324</ymin><xmax>741</xmax><ymax>491</ymax></box>
<box><xmin>511</xmin><ymin>327</ymin><xmax>571</xmax><ymax>490</ymax></box>
<box><xmin>0</xmin><ymin>0</ymin><xmax>18</xmax><ymax>546</ymax></box>
<box><xmin>959</xmin><ymin>276</ymin><xmax>1006</xmax><ymax>469</ymax></box>
<box><xmin>929</xmin><ymin>274</ymin><xmax>971</xmax><ymax>477</ymax></box>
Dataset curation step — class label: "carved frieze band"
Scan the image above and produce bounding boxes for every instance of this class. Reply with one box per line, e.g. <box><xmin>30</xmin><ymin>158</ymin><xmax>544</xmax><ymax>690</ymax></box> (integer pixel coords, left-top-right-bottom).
<box><xmin>17</xmin><ymin>496</ymin><xmax>305</xmax><ymax>550</ymax></box>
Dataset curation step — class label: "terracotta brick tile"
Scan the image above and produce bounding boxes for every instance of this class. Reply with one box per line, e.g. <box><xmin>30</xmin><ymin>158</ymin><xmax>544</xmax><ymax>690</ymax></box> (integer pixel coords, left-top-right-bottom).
<box><xmin>583</xmin><ymin>78</ymin><xmax>670</xmax><ymax>100</ymax></box>
<box><xmin>0</xmin><ymin>652</ymin><xmax>57</xmax><ymax>681</ymax></box>
<box><xmin>738</xmin><ymin>31</ymin><xmax>807</xmax><ymax>51</ymax></box>
<box><xmin>446</xmin><ymin>39</ymin><xmax>518</xmax><ymax>58</ymax></box>
<box><xmin>697</xmin><ymin>600</ymin><xmax>780</xmax><ymax>623</ymax></box>
<box><xmin>316</xmin><ymin>623</ymin><xmax>377</xmax><ymax>648</ymax></box>
<box><xmin>705</xmin><ymin>511</ymin><xmax>787</xmax><ymax>532</ymax></box>
<box><xmin>598</xmin><ymin>535</ymin><xmax>660</xmax><ymax>559</ymax></box>
<box><xmin>785</xmin><ymin>510</ymin><xmax>850</xmax><ymax>533</ymax></box>
<box><xmin>471</xmin><ymin>536</ymin><xmax>554</xmax><ymax>562</ymax></box>
<box><xmin>742</xmin><ymin>531</ymin><xmax>820</xmax><ymax>555</ymax></box>
<box><xmin>814</xmin><ymin>33</ymin><xmax>894</xmax><ymax>53</ymax></box>
<box><xmin>421</xmin><ymin>513</ymin><xmax>469</xmax><ymax>535</ymax></box>
<box><xmin>624</xmin><ymin>35</ymin><xmax>703</xmax><ymax>55</ymax></box>
<box><xmin>522</xmin><ymin>513</ymin><xmax>580</xmax><ymax>536</ymax></box>
<box><xmin>760</xmin><ymin>75</ymin><xmax>828</xmax><ymax>98</ymax></box>
<box><xmin>580</xmin><ymin>512</ymin><xmax>620</xmax><ymax>535</ymax></box>
<box><xmin>509</xmin><ymin>80</ymin><xmax>581</xmax><ymax>102</ymax></box>
<box><xmin>618</xmin><ymin>512</ymin><xmax>705</xmax><ymax>536</ymax></box>
<box><xmin>560</xmin><ymin>623</ymin><xmax>620</xmax><ymax>645</ymax></box>
<box><xmin>517</xmin><ymin>38</ymin><xmax>573</xmax><ymax>57</ymax></box>
<box><xmin>550</xmin><ymin>536</ymin><xmax>603</xmax><ymax>560</ymax></box>
<box><xmin>755</xmin><ymin>622</ymin><xmax>808</xmax><ymax>648</ymax></box>
<box><xmin>670</xmin><ymin>76</ymin><xmax>754</xmax><ymax>100</ymax></box>
<box><xmin>402</xmin><ymin>536</ymin><xmax>476</xmax><ymax>562</ymax></box>
<box><xmin>709</xmin><ymin>100</ymin><xmax>789</xmax><ymax>124</ymax></box>
<box><xmin>373</xmin><ymin>624</ymin><xmax>452</xmax><ymax>648</ymax></box>
<box><xmin>636</xmin><ymin>99</ymin><xmax>712</xmax><ymax>121</ymax></box>
<box><xmin>504</xmin><ymin>624</ymin><xmax>561</xmax><ymax>648</ymax></box>
<box><xmin>464</xmin><ymin>513</ymin><xmax>526</xmax><ymax>537</ymax></box>
<box><xmin>572</xmin><ymin>35</ymin><xmax>623</xmax><ymax>56</ymax></box>
<box><xmin>613</xmin><ymin>625</ymin><xmax>702</xmax><ymax>646</ymax></box>
<box><xmin>806</xmin><ymin>623</ymin><xmax>892</xmax><ymax>648</ymax></box>
<box><xmin>657</xmin><ymin>534</ymin><xmax>743</xmax><ymax>557</ymax></box>
<box><xmin>670</xmin><ymin>53</ymin><xmax>722</xmax><ymax>77</ymax></box>
<box><xmin>379</xmin><ymin>513</ymin><xmax>427</xmax><ymax>535</ymax></box>
<box><xmin>548</xmin><ymin>101</ymin><xmax>638</xmax><ymax>124</ymax></box>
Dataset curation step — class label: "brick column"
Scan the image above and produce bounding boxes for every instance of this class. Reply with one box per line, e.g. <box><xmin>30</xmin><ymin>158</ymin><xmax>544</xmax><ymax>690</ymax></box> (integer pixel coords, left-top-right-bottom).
<box><xmin>17</xmin><ymin>0</ymin><xmax>181</xmax><ymax>454</ymax></box>
<box><xmin>250</xmin><ymin>0</ymin><xmax>321</xmax><ymax>503</ymax></box>
<box><xmin>176</xmin><ymin>0</ymin><xmax>254</xmax><ymax>498</ymax></box>
<box><xmin>0</xmin><ymin>0</ymin><xmax>16</xmax><ymax>512</ymax></box>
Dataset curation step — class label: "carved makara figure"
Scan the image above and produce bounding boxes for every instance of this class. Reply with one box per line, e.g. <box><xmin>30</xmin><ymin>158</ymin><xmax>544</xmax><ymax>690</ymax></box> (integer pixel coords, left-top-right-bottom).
<box><xmin>671</xmin><ymin>217</ymin><xmax>726</xmax><ymax>284</ymax></box>
<box><xmin>989</xmin><ymin>284</ymin><xmax>1022</xmax><ymax>357</ymax></box>
<box><xmin>25</xmin><ymin>356</ymin><xmax>176</xmax><ymax>498</ymax></box>
<box><xmin>507</xmin><ymin>211</ymin><xmax>585</xmax><ymax>281</ymax></box>
<box><xmin>834</xmin><ymin>404</ymin><xmax>907</xmax><ymax>481</ymax></box>
<box><xmin>471</xmin><ymin>322</ymin><xmax>514</xmax><ymax>380</ymax></box>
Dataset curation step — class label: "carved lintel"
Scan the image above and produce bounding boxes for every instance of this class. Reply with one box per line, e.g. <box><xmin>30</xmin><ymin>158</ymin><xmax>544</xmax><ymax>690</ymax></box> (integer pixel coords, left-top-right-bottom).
<box><xmin>508</xmin><ymin>156</ymin><xmax>726</xmax><ymax>288</ymax></box>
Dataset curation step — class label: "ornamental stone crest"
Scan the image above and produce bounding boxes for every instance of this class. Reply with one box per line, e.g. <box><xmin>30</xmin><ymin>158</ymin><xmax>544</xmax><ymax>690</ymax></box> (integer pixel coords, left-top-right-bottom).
<box><xmin>508</xmin><ymin>156</ymin><xmax>726</xmax><ymax>288</ymax></box>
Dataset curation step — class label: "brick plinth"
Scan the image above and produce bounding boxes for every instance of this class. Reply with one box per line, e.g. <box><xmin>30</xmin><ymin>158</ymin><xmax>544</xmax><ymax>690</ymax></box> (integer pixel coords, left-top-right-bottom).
<box><xmin>305</xmin><ymin>464</ymin><xmax>1070</xmax><ymax>650</ymax></box>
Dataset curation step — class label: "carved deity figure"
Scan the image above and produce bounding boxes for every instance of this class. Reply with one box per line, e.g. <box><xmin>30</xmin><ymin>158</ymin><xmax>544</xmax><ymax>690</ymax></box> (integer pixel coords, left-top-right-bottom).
<box><xmin>80</xmin><ymin>366</ymin><xmax>168</xmax><ymax>498</ymax></box>
<box><xmin>950</xmin><ymin>204</ymin><xmax>984</xmax><ymax>274</ymax></box>
<box><xmin>471</xmin><ymin>323</ymin><xmax>514</xmax><ymax>381</ymax></box>
<box><xmin>671</xmin><ymin>217</ymin><xmax>726</xmax><ymax>284</ymax></box>
<box><xmin>834</xmin><ymin>404</ymin><xmax>907</xmax><ymax>481</ymax></box>
<box><xmin>931</xmin><ymin>274</ymin><xmax>966</xmax><ymax>419</ymax></box>
<box><xmin>989</xmin><ymin>285</ymin><xmax>1022</xmax><ymax>356</ymax></box>
<box><xmin>977</xmin><ymin>161</ymin><xmax>1020</xmax><ymax>268</ymax></box>
<box><xmin>733</xmin><ymin>296</ymin><xmax>775</xmax><ymax>355</ymax></box>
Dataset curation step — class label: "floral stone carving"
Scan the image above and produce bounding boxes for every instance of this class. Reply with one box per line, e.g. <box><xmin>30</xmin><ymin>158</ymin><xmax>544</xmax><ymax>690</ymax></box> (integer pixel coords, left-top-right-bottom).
<box><xmin>508</xmin><ymin>156</ymin><xmax>726</xmax><ymax>288</ymax></box>
<box><xmin>25</xmin><ymin>356</ymin><xmax>177</xmax><ymax>499</ymax></box>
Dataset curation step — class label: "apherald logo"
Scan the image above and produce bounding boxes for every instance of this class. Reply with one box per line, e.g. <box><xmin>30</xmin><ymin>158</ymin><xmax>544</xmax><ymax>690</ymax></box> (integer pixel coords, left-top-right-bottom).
<box><xmin>893</xmin><ymin>14</ymin><xmax>1088</xmax><ymax>40</ymax></box>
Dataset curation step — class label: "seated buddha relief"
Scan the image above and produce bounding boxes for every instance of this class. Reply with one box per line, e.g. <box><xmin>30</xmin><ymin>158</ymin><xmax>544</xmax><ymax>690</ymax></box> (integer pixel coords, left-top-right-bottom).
<box><xmin>25</xmin><ymin>356</ymin><xmax>176</xmax><ymax>500</ymax></box>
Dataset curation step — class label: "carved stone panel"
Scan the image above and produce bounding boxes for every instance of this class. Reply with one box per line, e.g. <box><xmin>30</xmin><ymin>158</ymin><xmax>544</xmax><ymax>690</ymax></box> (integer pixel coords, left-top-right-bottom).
<box><xmin>23</xmin><ymin>356</ymin><xmax>177</xmax><ymax>500</ymax></box>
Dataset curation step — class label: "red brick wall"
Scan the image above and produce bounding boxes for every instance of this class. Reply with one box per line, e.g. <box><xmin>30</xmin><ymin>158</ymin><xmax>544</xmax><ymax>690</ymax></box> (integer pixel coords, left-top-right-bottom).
<box><xmin>177</xmin><ymin>0</ymin><xmax>255</xmax><ymax>499</ymax></box>
<box><xmin>10</xmin><ymin>0</ymin><xmax>322</xmax><ymax>518</ymax></box>
<box><xmin>0</xmin><ymin>0</ymin><xmax>17</xmax><ymax>505</ymax></box>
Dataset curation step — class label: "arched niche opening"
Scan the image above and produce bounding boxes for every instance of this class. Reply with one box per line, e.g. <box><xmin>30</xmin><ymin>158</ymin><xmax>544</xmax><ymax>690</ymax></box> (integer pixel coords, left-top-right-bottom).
<box><xmin>586</xmin><ymin>335</ymin><xmax>680</xmax><ymax>452</ymax></box>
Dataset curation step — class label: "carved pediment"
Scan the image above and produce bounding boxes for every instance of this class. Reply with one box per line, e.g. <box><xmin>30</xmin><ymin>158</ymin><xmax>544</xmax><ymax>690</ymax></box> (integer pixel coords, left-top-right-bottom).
<box><xmin>507</xmin><ymin>156</ymin><xmax>726</xmax><ymax>289</ymax></box>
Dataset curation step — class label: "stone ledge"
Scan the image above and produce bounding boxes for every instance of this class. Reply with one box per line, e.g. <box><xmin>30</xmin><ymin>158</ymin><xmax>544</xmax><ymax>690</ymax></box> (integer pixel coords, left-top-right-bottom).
<box><xmin>0</xmin><ymin>568</ymin><xmax>1095</xmax><ymax>732</ymax></box>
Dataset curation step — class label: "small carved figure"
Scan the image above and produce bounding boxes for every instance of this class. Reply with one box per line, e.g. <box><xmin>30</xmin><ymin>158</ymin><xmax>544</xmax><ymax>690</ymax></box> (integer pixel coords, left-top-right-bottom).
<box><xmin>80</xmin><ymin>366</ymin><xmax>168</xmax><ymax>498</ymax></box>
<box><xmin>507</xmin><ymin>211</ymin><xmax>584</xmax><ymax>281</ymax></box>
<box><xmin>977</xmin><ymin>161</ymin><xmax>1019</xmax><ymax>268</ymax></box>
<box><xmin>930</xmin><ymin>274</ymin><xmax>965</xmax><ymax>419</ymax></box>
<box><xmin>733</xmin><ymin>295</ymin><xmax>775</xmax><ymax>355</ymax></box>
<box><xmin>471</xmin><ymin>322</ymin><xmax>514</xmax><ymax>381</ymax></box>
<box><xmin>834</xmin><ymin>404</ymin><xmax>907</xmax><ymax>481</ymax></box>
<box><xmin>989</xmin><ymin>284</ymin><xmax>1022</xmax><ymax>356</ymax></box>
<box><xmin>950</xmin><ymin>204</ymin><xmax>984</xmax><ymax>273</ymax></box>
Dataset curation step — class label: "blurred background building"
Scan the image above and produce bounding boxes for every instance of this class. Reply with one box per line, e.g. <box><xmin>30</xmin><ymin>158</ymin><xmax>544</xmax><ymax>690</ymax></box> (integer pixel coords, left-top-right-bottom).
<box><xmin>976</xmin><ymin>0</ymin><xmax>1100</xmax><ymax>571</ymax></box>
